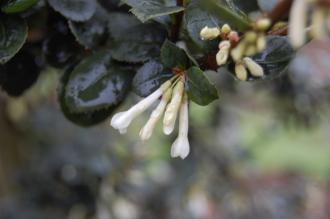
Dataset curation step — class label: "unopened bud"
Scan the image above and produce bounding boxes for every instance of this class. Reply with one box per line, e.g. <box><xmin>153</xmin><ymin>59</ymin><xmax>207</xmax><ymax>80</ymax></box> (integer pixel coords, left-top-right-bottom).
<box><xmin>163</xmin><ymin>81</ymin><xmax>184</xmax><ymax>135</ymax></box>
<box><xmin>221</xmin><ymin>24</ymin><xmax>231</xmax><ymax>34</ymax></box>
<box><xmin>244</xmin><ymin>45</ymin><xmax>257</xmax><ymax>56</ymax></box>
<box><xmin>200</xmin><ymin>26</ymin><xmax>220</xmax><ymax>40</ymax></box>
<box><xmin>288</xmin><ymin>0</ymin><xmax>308</xmax><ymax>48</ymax></box>
<box><xmin>216</xmin><ymin>41</ymin><xmax>231</xmax><ymax>66</ymax></box>
<box><xmin>230</xmin><ymin>43</ymin><xmax>245</xmax><ymax>62</ymax></box>
<box><xmin>256</xmin><ymin>35</ymin><xmax>267</xmax><ymax>52</ymax></box>
<box><xmin>228</xmin><ymin>31</ymin><xmax>240</xmax><ymax>44</ymax></box>
<box><xmin>256</xmin><ymin>18</ymin><xmax>271</xmax><ymax>31</ymax></box>
<box><xmin>311</xmin><ymin>8</ymin><xmax>327</xmax><ymax>39</ymax></box>
<box><xmin>245</xmin><ymin>31</ymin><xmax>258</xmax><ymax>43</ymax></box>
<box><xmin>243</xmin><ymin>57</ymin><xmax>264</xmax><ymax>77</ymax></box>
<box><xmin>235</xmin><ymin>63</ymin><xmax>248</xmax><ymax>81</ymax></box>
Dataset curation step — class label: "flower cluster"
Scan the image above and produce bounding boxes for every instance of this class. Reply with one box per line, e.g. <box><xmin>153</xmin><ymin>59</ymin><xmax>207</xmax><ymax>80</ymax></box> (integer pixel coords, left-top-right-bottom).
<box><xmin>200</xmin><ymin>19</ymin><xmax>271</xmax><ymax>81</ymax></box>
<box><xmin>289</xmin><ymin>0</ymin><xmax>330</xmax><ymax>48</ymax></box>
<box><xmin>110</xmin><ymin>75</ymin><xmax>190</xmax><ymax>159</ymax></box>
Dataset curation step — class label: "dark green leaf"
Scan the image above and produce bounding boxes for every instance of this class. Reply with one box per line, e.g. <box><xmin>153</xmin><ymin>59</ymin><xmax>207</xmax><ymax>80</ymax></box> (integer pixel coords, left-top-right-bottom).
<box><xmin>48</xmin><ymin>0</ymin><xmax>97</xmax><ymax>22</ymax></box>
<box><xmin>133</xmin><ymin>60</ymin><xmax>172</xmax><ymax>97</ymax></box>
<box><xmin>186</xmin><ymin>66</ymin><xmax>219</xmax><ymax>106</ymax></box>
<box><xmin>253</xmin><ymin>36</ymin><xmax>295</xmax><ymax>80</ymax></box>
<box><xmin>227</xmin><ymin>36</ymin><xmax>295</xmax><ymax>81</ymax></box>
<box><xmin>43</xmin><ymin>32</ymin><xmax>80</xmax><ymax>68</ymax></box>
<box><xmin>58</xmin><ymin>64</ymin><xmax>115</xmax><ymax>127</ymax></box>
<box><xmin>1</xmin><ymin>0</ymin><xmax>39</xmax><ymax>13</ymax></box>
<box><xmin>121</xmin><ymin>0</ymin><xmax>184</xmax><ymax>23</ymax></box>
<box><xmin>108</xmin><ymin>13</ymin><xmax>167</xmax><ymax>63</ymax></box>
<box><xmin>185</xmin><ymin>0</ymin><xmax>251</xmax><ymax>51</ymax></box>
<box><xmin>69</xmin><ymin>6</ymin><xmax>109</xmax><ymax>49</ymax></box>
<box><xmin>160</xmin><ymin>40</ymin><xmax>193</xmax><ymax>69</ymax></box>
<box><xmin>230</xmin><ymin>0</ymin><xmax>259</xmax><ymax>14</ymax></box>
<box><xmin>0</xmin><ymin>16</ymin><xmax>27</xmax><ymax>64</ymax></box>
<box><xmin>65</xmin><ymin>50</ymin><xmax>133</xmax><ymax>113</ymax></box>
<box><xmin>0</xmin><ymin>48</ymin><xmax>40</xmax><ymax>96</ymax></box>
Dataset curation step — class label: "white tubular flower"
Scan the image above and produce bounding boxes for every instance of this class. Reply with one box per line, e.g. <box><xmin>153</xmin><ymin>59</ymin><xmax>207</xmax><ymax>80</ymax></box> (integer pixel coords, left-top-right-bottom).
<box><xmin>200</xmin><ymin>26</ymin><xmax>221</xmax><ymax>40</ymax></box>
<box><xmin>216</xmin><ymin>41</ymin><xmax>231</xmax><ymax>66</ymax></box>
<box><xmin>243</xmin><ymin>57</ymin><xmax>264</xmax><ymax>77</ymax></box>
<box><xmin>289</xmin><ymin>0</ymin><xmax>308</xmax><ymax>48</ymax></box>
<box><xmin>111</xmin><ymin>80</ymin><xmax>171</xmax><ymax>134</ymax></box>
<box><xmin>163</xmin><ymin>80</ymin><xmax>184</xmax><ymax>135</ymax></box>
<box><xmin>139</xmin><ymin>88</ymin><xmax>172</xmax><ymax>141</ymax></box>
<box><xmin>171</xmin><ymin>94</ymin><xmax>190</xmax><ymax>159</ymax></box>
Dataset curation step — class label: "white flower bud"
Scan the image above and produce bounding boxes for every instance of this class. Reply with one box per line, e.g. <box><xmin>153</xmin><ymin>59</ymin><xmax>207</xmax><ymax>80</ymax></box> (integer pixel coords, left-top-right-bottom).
<box><xmin>163</xmin><ymin>81</ymin><xmax>184</xmax><ymax>135</ymax></box>
<box><xmin>200</xmin><ymin>26</ymin><xmax>220</xmax><ymax>40</ymax></box>
<box><xmin>243</xmin><ymin>57</ymin><xmax>264</xmax><ymax>77</ymax></box>
<box><xmin>255</xmin><ymin>18</ymin><xmax>271</xmax><ymax>31</ymax></box>
<box><xmin>289</xmin><ymin>0</ymin><xmax>308</xmax><ymax>48</ymax></box>
<box><xmin>221</xmin><ymin>24</ymin><xmax>231</xmax><ymax>34</ymax></box>
<box><xmin>311</xmin><ymin>8</ymin><xmax>327</xmax><ymax>39</ymax></box>
<box><xmin>139</xmin><ymin>89</ymin><xmax>172</xmax><ymax>141</ymax></box>
<box><xmin>256</xmin><ymin>34</ymin><xmax>267</xmax><ymax>52</ymax></box>
<box><xmin>171</xmin><ymin>94</ymin><xmax>190</xmax><ymax>159</ymax></box>
<box><xmin>230</xmin><ymin>43</ymin><xmax>245</xmax><ymax>62</ymax></box>
<box><xmin>216</xmin><ymin>41</ymin><xmax>231</xmax><ymax>66</ymax></box>
<box><xmin>110</xmin><ymin>80</ymin><xmax>171</xmax><ymax>133</ymax></box>
<box><xmin>235</xmin><ymin>63</ymin><xmax>248</xmax><ymax>81</ymax></box>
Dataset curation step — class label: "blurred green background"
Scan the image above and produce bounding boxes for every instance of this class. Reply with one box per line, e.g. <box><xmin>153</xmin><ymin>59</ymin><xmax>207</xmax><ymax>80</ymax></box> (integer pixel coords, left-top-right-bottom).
<box><xmin>1</xmin><ymin>40</ymin><xmax>330</xmax><ymax>219</ymax></box>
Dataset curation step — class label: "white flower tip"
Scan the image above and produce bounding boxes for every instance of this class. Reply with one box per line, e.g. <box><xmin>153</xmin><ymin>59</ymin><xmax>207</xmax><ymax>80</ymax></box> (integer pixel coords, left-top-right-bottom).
<box><xmin>110</xmin><ymin>111</ymin><xmax>132</xmax><ymax>132</ymax></box>
<box><xmin>139</xmin><ymin>127</ymin><xmax>152</xmax><ymax>141</ymax></box>
<box><xmin>163</xmin><ymin>124</ymin><xmax>174</xmax><ymax>135</ymax></box>
<box><xmin>170</xmin><ymin>137</ymin><xmax>190</xmax><ymax>159</ymax></box>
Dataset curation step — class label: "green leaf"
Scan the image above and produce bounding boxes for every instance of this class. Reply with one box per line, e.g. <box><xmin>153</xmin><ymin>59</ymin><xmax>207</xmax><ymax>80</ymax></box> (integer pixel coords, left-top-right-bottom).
<box><xmin>69</xmin><ymin>6</ymin><xmax>109</xmax><ymax>49</ymax></box>
<box><xmin>58</xmin><ymin>64</ymin><xmax>115</xmax><ymax>127</ymax></box>
<box><xmin>1</xmin><ymin>0</ymin><xmax>39</xmax><ymax>13</ymax></box>
<box><xmin>108</xmin><ymin>13</ymin><xmax>167</xmax><ymax>63</ymax></box>
<box><xmin>160</xmin><ymin>40</ymin><xmax>193</xmax><ymax>69</ymax></box>
<box><xmin>227</xmin><ymin>36</ymin><xmax>295</xmax><ymax>81</ymax></box>
<box><xmin>132</xmin><ymin>60</ymin><xmax>172</xmax><ymax>97</ymax></box>
<box><xmin>121</xmin><ymin>0</ymin><xmax>184</xmax><ymax>23</ymax></box>
<box><xmin>65</xmin><ymin>50</ymin><xmax>133</xmax><ymax>113</ymax></box>
<box><xmin>253</xmin><ymin>36</ymin><xmax>295</xmax><ymax>80</ymax></box>
<box><xmin>185</xmin><ymin>0</ymin><xmax>251</xmax><ymax>51</ymax></box>
<box><xmin>48</xmin><ymin>0</ymin><xmax>97</xmax><ymax>22</ymax></box>
<box><xmin>186</xmin><ymin>66</ymin><xmax>219</xmax><ymax>106</ymax></box>
<box><xmin>0</xmin><ymin>16</ymin><xmax>27</xmax><ymax>64</ymax></box>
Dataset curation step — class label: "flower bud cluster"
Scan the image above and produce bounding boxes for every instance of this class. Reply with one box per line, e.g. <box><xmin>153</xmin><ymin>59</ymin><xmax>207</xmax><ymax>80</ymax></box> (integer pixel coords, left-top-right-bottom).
<box><xmin>289</xmin><ymin>0</ymin><xmax>330</xmax><ymax>48</ymax></box>
<box><xmin>110</xmin><ymin>74</ymin><xmax>190</xmax><ymax>159</ymax></box>
<box><xmin>200</xmin><ymin>23</ymin><xmax>268</xmax><ymax>81</ymax></box>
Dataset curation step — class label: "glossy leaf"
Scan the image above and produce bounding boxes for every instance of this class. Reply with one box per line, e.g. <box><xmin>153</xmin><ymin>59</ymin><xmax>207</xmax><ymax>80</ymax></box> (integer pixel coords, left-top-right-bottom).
<box><xmin>186</xmin><ymin>67</ymin><xmax>219</xmax><ymax>106</ymax></box>
<box><xmin>65</xmin><ymin>50</ymin><xmax>133</xmax><ymax>113</ymax></box>
<box><xmin>160</xmin><ymin>40</ymin><xmax>193</xmax><ymax>69</ymax></box>
<box><xmin>1</xmin><ymin>0</ymin><xmax>39</xmax><ymax>13</ymax></box>
<box><xmin>0</xmin><ymin>16</ymin><xmax>28</xmax><ymax>64</ymax></box>
<box><xmin>0</xmin><ymin>49</ymin><xmax>40</xmax><ymax>96</ymax></box>
<box><xmin>58</xmin><ymin>65</ymin><xmax>115</xmax><ymax>127</ymax></box>
<box><xmin>48</xmin><ymin>0</ymin><xmax>97</xmax><ymax>22</ymax></box>
<box><xmin>121</xmin><ymin>0</ymin><xmax>184</xmax><ymax>23</ymax></box>
<box><xmin>69</xmin><ymin>6</ymin><xmax>109</xmax><ymax>49</ymax></box>
<box><xmin>132</xmin><ymin>60</ymin><xmax>172</xmax><ymax>97</ymax></box>
<box><xmin>108</xmin><ymin>13</ymin><xmax>167</xmax><ymax>63</ymax></box>
<box><xmin>185</xmin><ymin>0</ymin><xmax>251</xmax><ymax>51</ymax></box>
<box><xmin>253</xmin><ymin>36</ymin><xmax>295</xmax><ymax>80</ymax></box>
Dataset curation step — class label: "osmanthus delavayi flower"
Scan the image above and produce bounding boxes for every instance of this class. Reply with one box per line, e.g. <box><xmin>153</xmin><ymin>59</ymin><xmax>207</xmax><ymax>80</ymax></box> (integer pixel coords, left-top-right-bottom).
<box><xmin>110</xmin><ymin>74</ymin><xmax>190</xmax><ymax>159</ymax></box>
<box><xmin>200</xmin><ymin>20</ymin><xmax>271</xmax><ymax>81</ymax></box>
<box><xmin>289</xmin><ymin>0</ymin><xmax>330</xmax><ymax>48</ymax></box>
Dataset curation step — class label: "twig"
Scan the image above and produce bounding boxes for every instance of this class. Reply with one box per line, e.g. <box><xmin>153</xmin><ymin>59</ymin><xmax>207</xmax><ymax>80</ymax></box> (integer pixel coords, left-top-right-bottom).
<box><xmin>170</xmin><ymin>0</ymin><xmax>185</xmax><ymax>41</ymax></box>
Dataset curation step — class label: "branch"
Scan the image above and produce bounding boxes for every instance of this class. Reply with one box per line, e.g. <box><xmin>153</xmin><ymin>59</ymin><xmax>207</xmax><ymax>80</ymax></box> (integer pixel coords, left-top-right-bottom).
<box><xmin>170</xmin><ymin>0</ymin><xmax>185</xmax><ymax>41</ymax></box>
<box><xmin>267</xmin><ymin>0</ymin><xmax>293</xmax><ymax>25</ymax></box>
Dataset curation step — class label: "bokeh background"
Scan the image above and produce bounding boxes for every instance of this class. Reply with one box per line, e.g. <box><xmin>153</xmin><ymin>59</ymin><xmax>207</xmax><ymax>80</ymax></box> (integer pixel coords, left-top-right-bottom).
<box><xmin>1</xmin><ymin>39</ymin><xmax>330</xmax><ymax>219</ymax></box>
